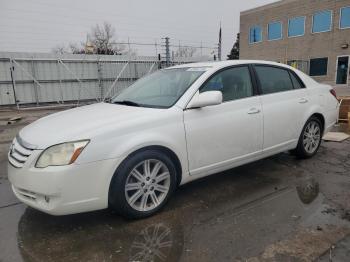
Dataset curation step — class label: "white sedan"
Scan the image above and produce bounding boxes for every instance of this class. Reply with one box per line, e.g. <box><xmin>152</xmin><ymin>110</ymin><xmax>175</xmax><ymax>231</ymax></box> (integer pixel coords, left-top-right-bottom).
<box><xmin>8</xmin><ymin>60</ymin><xmax>339</xmax><ymax>218</ymax></box>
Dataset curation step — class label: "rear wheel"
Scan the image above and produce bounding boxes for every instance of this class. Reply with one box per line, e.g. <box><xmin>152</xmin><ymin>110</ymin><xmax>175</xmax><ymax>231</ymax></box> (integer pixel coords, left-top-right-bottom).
<box><xmin>295</xmin><ymin>116</ymin><xmax>323</xmax><ymax>159</ymax></box>
<box><xmin>109</xmin><ymin>149</ymin><xmax>177</xmax><ymax>219</ymax></box>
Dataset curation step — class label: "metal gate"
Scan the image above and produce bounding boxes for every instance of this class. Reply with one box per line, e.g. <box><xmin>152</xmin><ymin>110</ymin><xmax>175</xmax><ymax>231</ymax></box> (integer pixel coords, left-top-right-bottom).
<box><xmin>0</xmin><ymin>52</ymin><xmax>202</xmax><ymax>108</ymax></box>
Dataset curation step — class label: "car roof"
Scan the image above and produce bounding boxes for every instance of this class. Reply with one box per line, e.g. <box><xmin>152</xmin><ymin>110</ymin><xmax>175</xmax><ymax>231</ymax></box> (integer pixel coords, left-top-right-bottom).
<box><xmin>169</xmin><ymin>59</ymin><xmax>318</xmax><ymax>88</ymax></box>
<box><xmin>169</xmin><ymin>60</ymin><xmax>293</xmax><ymax>70</ymax></box>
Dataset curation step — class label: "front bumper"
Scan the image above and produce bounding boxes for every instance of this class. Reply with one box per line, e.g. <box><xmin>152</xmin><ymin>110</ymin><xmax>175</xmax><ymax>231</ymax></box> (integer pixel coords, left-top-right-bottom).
<box><xmin>8</xmin><ymin>157</ymin><xmax>121</xmax><ymax>215</ymax></box>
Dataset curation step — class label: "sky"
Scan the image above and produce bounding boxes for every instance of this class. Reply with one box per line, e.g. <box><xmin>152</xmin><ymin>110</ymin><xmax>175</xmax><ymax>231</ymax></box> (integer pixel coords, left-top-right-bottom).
<box><xmin>0</xmin><ymin>0</ymin><xmax>278</xmax><ymax>58</ymax></box>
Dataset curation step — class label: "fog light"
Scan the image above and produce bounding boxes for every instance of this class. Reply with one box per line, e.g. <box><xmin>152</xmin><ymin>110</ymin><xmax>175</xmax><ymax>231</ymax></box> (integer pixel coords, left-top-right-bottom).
<box><xmin>44</xmin><ymin>196</ymin><xmax>50</xmax><ymax>203</ymax></box>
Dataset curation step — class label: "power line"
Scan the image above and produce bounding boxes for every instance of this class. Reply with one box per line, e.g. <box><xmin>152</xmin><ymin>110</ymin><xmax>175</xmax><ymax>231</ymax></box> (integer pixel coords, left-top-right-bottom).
<box><xmin>0</xmin><ymin>27</ymin><xmax>217</xmax><ymax>48</ymax></box>
<box><xmin>0</xmin><ymin>17</ymin><xmax>218</xmax><ymax>45</ymax></box>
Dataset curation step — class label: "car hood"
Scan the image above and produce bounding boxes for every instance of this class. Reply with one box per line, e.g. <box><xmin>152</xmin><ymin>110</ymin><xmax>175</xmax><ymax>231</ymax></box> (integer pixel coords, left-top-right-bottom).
<box><xmin>19</xmin><ymin>103</ymin><xmax>166</xmax><ymax>149</ymax></box>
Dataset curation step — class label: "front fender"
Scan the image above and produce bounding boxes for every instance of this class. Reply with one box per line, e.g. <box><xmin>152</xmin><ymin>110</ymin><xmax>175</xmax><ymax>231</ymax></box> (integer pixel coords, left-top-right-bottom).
<box><xmin>76</xmin><ymin>112</ymin><xmax>189</xmax><ymax>181</ymax></box>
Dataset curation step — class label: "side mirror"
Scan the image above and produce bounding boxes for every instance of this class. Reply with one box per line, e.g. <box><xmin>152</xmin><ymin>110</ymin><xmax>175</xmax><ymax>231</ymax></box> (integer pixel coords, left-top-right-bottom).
<box><xmin>187</xmin><ymin>91</ymin><xmax>223</xmax><ymax>109</ymax></box>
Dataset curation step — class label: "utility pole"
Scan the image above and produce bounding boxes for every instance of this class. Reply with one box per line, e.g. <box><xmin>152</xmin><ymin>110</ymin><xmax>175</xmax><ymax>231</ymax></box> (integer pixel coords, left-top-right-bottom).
<box><xmin>164</xmin><ymin>37</ymin><xmax>170</xmax><ymax>66</ymax></box>
<box><xmin>218</xmin><ymin>44</ymin><xmax>222</xmax><ymax>61</ymax></box>
<box><xmin>155</xmin><ymin>40</ymin><xmax>158</xmax><ymax>58</ymax></box>
<box><xmin>218</xmin><ymin>23</ymin><xmax>222</xmax><ymax>61</ymax></box>
<box><xmin>127</xmin><ymin>37</ymin><xmax>132</xmax><ymax>59</ymax></box>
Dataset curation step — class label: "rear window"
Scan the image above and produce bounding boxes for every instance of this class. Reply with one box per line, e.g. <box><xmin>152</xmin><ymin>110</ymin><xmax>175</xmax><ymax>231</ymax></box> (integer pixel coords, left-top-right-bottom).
<box><xmin>289</xmin><ymin>72</ymin><xmax>304</xmax><ymax>89</ymax></box>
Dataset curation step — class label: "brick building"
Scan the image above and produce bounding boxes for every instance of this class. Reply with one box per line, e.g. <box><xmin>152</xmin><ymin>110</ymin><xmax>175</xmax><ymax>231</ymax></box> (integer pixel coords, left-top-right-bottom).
<box><xmin>240</xmin><ymin>0</ymin><xmax>350</xmax><ymax>96</ymax></box>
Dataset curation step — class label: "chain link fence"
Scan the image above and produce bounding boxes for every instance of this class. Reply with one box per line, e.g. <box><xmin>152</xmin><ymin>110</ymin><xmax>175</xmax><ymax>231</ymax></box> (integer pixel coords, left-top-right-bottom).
<box><xmin>0</xmin><ymin>52</ymin><xmax>207</xmax><ymax>108</ymax></box>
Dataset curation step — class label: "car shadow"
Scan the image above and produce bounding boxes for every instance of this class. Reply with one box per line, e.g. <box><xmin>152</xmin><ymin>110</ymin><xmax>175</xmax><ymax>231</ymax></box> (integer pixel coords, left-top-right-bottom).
<box><xmin>17</xmin><ymin>152</ymin><xmax>315</xmax><ymax>262</ymax></box>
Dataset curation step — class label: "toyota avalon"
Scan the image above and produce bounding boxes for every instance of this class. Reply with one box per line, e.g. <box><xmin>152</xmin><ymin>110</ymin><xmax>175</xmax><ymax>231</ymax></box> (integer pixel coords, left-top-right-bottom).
<box><xmin>8</xmin><ymin>60</ymin><xmax>339</xmax><ymax>218</ymax></box>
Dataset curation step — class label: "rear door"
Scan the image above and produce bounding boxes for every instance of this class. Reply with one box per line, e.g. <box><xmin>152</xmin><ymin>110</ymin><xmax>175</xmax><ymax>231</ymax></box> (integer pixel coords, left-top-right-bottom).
<box><xmin>253</xmin><ymin>65</ymin><xmax>309</xmax><ymax>153</ymax></box>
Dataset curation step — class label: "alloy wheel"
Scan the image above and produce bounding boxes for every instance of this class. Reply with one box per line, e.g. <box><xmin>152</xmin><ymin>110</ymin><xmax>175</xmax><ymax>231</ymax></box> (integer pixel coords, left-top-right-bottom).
<box><xmin>125</xmin><ymin>159</ymin><xmax>171</xmax><ymax>212</ymax></box>
<box><xmin>302</xmin><ymin>121</ymin><xmax>321</xmax><ymax>154</ymax></box>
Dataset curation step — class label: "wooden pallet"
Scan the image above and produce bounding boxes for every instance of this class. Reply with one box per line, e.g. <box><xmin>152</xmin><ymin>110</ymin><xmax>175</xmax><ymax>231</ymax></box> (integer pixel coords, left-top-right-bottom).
<box><xmin>338</xmin><ymin>97</ymin><xmax>350</xmax><ymax>123</ymax></box>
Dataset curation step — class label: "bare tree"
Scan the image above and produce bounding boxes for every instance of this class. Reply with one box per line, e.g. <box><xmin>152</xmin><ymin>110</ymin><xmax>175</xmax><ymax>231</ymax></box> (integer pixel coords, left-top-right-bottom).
<box><xmin>174</xmin><ymin>46</ymin><xmax>197</xmax><ymax>58</ymax></box>
<box><xmin>51</xmin><ymin>22</ymin><xmax>125</xmax><ymax>55</ymax></box>
<box><xmin>69</xmin><ymin>42</ymin><xmax>85</xmax><ymax>54</ymax></box>
<box><xmin>88</xmin><ymin>22</ymin><xmax>125</xmax><ymax>55</ymax></box>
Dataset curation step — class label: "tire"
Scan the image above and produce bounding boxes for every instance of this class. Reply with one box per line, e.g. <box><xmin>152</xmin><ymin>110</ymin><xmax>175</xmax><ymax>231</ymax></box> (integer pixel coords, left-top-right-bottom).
<box><xmin>109</xmin><ymin>149</ymin><xmax>177</xmax><ymax>219</ymax></box>
<box><xmin>295</xmin><ymin>116</ymin><xmax>323</xmax><ymax>159</ymax></box>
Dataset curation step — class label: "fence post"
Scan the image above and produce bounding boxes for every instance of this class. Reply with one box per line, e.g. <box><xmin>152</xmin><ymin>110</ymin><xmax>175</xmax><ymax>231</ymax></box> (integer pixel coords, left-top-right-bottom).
<box><xmin>158</xmin><ymin>54</ymin><xmax>162</xmax><ymax>69</ymax></box>
<box><xmin>103</xmin><ymin>62</ymin><xmax>128</xmax><ymax>101</ymax></box>
<box><xmin>128</xmin><ymin>60</ymin><xmax>132</xmax><ymax>88</ymax></box>
<box><xmin>57</xmin><ymin>58</ymin><xmax>64</xmax><ymax>103</ymax></box>
<box><xmin>30</xmin><ymin>56</ymin><xmax>39</xmax><ymax>105</ymax></box>
<box><xmin>146</xmin><ymin>62</ymin><xmax>156</xmax><ymax>75</ymax></box>
<box><xmin>134</xmin><ymin>62</ymin><xmax>138</xmax><ymax>79</ymax></box>
<box><xmin>97</xmin><ymin>59</ymin><xmax>103</xmax><ymax>101</ymax></box>
<box><xmin>9</xmin><ymin>59</ymin><xmax>19</xmax><ymax>109</ymax></box>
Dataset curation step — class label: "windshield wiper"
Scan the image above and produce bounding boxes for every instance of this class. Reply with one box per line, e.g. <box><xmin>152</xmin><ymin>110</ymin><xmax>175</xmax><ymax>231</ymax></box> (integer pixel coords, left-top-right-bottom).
<box><xmin>113</xmin><ymin>100</ymin><xmax>141</xmax><ymax>107</ymax></box>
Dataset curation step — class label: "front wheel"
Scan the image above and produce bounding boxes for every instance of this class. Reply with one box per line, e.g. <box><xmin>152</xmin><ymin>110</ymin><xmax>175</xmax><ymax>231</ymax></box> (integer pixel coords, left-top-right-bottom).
<box><xmin>109</xmin><ymin>150</ymin><xmax>177</xmax><ymax>219</ymax></box>
<box><xmin>295</xmin><ymin>117</ymin><xmax>323</xmax><ymax>159</ymax></box>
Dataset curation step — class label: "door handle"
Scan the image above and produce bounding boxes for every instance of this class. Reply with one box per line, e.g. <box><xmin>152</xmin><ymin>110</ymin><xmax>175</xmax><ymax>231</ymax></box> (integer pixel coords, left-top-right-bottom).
<box><xmin>298</xmin><ymin>98</ymin><xmax>308</xmax><ymax>104</ymax></box>
<box><xmin>247</xmin><ymin>108</ymin><xmax>261</xmax><ymax>114</ymax></box>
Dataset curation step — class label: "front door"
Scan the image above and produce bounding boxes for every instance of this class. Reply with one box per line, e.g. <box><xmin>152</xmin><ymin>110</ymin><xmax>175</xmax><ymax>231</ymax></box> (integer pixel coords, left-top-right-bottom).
<box><xmin>184</xmin><ymin>65</ymin><xmax>263</xmax><ymax>176</ymax></box>
<box><xmin>336</xmin><ymin>56</ymin><xmax>349</xmax><ymax>85</ymax></box>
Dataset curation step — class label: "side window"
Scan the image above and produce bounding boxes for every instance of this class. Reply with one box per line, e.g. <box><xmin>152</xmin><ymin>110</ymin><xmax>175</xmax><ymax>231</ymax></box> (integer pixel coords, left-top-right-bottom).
<box><xmin>255</xmin><ymin>66</ymin><xmax>294</xmax><ymax>94</ymax></box>
<box><xmin>200</xmin><ymin>66</ymin><xmax>253</xmax><ymax>102</ymax></box>
<box><xmin>289</xmin><ymin>71</ymin><xmax>303</xmax><ymax>89</ymax></box>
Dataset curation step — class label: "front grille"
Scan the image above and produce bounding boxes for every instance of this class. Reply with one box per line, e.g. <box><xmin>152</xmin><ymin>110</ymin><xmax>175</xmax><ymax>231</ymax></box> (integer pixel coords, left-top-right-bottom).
<box><xmin>8</xmin><ymin>137</ymin><xmax>34</xmax><ymax>168</ymax></box>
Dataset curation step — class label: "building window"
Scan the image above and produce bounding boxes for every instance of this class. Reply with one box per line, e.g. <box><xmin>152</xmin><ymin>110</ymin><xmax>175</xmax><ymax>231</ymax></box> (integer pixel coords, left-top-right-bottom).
<box><xmin>249</xmin><ymin>26</ymin><xmax>262</xmax><ymax>43</ymax></box>
<box><xmin>268</xmin><ymin>21</ymin><xmax>282</xmax><ymax>40</ymax></box>
<box><xmin>288</xmin><ymin>17</ymin><xmax>305</xmax><ymax>37</ymax></box>
<box><xmin>312</xmin><ymin>10</ymin><xmax>332</xmax><ymax>33</ymax></box>
<box><xmin>340</xmin><ymin>6</ymin><xmax>350</xmax><ymax>29</ymax></box>
<box><xmin>309</xmin><ymin>58</ymin><xmax>328</xmax><ymax>76</ymax></box>
<box><xmin>287</xmin><ymin>60</ymin><xmax>309</xmax><ymax>74</ymax></box>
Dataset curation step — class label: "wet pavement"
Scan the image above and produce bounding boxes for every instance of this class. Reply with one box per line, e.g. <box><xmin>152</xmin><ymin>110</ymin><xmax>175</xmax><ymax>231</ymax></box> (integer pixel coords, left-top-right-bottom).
<box><xmin>0</xmin><ymin>109</ymin><xmax>350</xmax><ymax>262</ymax></box>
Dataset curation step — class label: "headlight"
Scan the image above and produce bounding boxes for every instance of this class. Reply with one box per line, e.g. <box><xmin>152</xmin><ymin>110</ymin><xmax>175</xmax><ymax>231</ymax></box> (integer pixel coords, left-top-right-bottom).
<box><xmin>35</xmin><ymin>140</ymin><xmax>89</xmax><ymax>168</ymax></box>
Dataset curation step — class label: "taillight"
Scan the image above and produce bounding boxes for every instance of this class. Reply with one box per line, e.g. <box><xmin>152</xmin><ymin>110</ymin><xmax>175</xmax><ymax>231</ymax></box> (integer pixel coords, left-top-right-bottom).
<box><xmin>330</xmin><ymin>89</ymin><xmax>337</xmax><ymax>99</ymax></box>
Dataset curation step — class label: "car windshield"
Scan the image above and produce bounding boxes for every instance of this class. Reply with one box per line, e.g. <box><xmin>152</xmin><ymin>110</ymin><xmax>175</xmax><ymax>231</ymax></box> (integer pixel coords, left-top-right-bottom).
<box><xmin>111</xmin><ymin>68</ymin><xmax>207</xmax><ymax>108</ymax></box>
